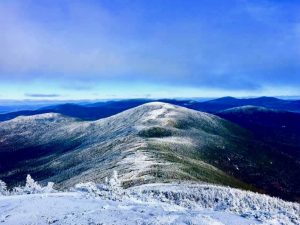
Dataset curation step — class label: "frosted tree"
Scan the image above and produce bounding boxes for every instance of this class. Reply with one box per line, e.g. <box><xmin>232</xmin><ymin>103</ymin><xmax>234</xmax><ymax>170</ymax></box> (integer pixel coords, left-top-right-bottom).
<box><xmin>43</xmin><ymin>182</ymin><xmax>55</xmax><ymax>193</ymax></box>
<box><xmin>12</xmin><ymin>175</ymin><xmax>56</xmax><ymax>195</ymax></box>
<box><xmin>0</xmin><ymin>180</ymin><xmax>8</xmax><ymax>196</ymax></box>
<box><xmin>104</xmin><ymin>177</ymin><xmax>108</xmax><ymax>184</ymax></box>
<box><xmin>11</xmin><ymin>174</ymin><xmax>42</xmax><ymax>195</ymax></box>
<box><xmin>109</xmin><ymin>170</ymin><xmax>121</xmax><ymax>188</ymax></box>
<box><xmin>24</xmin><ymin>174</ymin><xmax>42</xmax><ymax>194</ymax></box>
<box><xmin>108</xmin><ymin>170</ymin><xmax>125</xmax><ymax>200</ymax></box>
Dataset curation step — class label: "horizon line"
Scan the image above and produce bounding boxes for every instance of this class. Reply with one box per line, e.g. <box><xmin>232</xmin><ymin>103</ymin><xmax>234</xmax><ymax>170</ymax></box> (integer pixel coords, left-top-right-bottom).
<box><xmin>0</xmin><ymin>95</ymin><xmax>300</xmax><ymax>104</ymax></box>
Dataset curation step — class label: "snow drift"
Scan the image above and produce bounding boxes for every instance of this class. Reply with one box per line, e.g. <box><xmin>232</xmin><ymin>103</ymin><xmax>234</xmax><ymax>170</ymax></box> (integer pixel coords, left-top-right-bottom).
<box><xmin>0</xmin><ymin>175</ymin><xmax>299</xmax><ymax>225</ymax></box>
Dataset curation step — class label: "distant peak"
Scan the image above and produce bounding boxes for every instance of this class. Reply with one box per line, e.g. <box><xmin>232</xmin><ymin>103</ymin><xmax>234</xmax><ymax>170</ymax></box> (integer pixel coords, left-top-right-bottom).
<box><xmin>219</xmin><ymin>105</ymin><xmax>275</xmax><ymax>114</ymax></box>
<box><xmin>11</xmin><ymin>113</ymin><xmax>69</xmax><ymax>122</ymax></box>
<box><xmin>255</xmin><ymin>96</ymin><xmax>278</xmax><ymax>100</ymax></box>
<box><xmin>143</xmin><ymin>102</ymin><xmax>173</xmax><ymax>107</ymax></box>
<box><xmin>220</xmin><ymin>96</ymin><xmax>236</xmax><ymax>100</ymax></box>
<box><xmin>135</xmin><ymin>102</ymin><xmax>179</xmax><ymax>111</ymax></box>
<box><xmin>207</xmin><ymin>96</ymin><xmax>238</xmax><ymax>103</ymax></box>
<box><xmin>252</xmin><ymin>96</ymin><xmax>281</xmax><ymax>101</ymax></box>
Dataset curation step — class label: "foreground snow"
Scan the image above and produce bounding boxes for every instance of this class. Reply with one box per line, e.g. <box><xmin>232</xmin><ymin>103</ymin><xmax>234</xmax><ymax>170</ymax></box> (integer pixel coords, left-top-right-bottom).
<box><xmin>0</xmin><ymin>192</ymin><xmax>259</xmax><ymax>225</ymax></box>
<box><xmin>0</xmin><ymin>182</ymin><xmax>299</xmax><ymax>225</ymax></box>
<box><xmin>130</xmin><ymin>183</ymin><xmax>300</xmax><ymax>225</ymax></box>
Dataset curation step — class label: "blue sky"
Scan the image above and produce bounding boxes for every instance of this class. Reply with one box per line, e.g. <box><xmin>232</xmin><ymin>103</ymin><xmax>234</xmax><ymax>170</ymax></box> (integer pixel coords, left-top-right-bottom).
<box><xmin>0</xmin><ymin>0</ymin><xmax>299</xmax><ymax>100</ymax></box>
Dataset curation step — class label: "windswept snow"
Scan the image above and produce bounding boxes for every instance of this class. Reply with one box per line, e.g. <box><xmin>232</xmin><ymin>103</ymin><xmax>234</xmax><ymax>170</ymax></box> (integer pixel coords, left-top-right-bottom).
<box><xmin>116</xmin><ymin>149</ymin><xmax>161</xmax><ymax>181</ymax></box>
<box><xmin>0</xmin><ymin>177</ymin><xmax>299</xmax><ymax>225</ymax></box>
<box><xmin>0</xmin><ymin>192</ymin><xmax>258</xmax><ymax>225</ymax></box>
<box><xmin>150</xmin><ymin>136</ymin><xmax>195</xmax><ymax>145</ymax></box>
<box><xmin>130</xmin><ymin>183</ymin><xmax>300</xmax><ymax>225</ymax></box>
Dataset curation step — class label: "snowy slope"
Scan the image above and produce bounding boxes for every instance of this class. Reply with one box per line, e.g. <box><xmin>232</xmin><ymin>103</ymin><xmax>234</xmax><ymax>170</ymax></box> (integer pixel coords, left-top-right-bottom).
<box><xmin>0</xmin><ymin>192</ymin><xmax>257</xmax><ymax>225</ymax></box>
<box><xmin>130</xmin><ymin>183</ymin><xmax>300</xmax><ymax>224</ymax></box>
<box><xmin>0</xmin><ymin>182</ymin><xmax>299</xmax><ymax>225</ymax></box>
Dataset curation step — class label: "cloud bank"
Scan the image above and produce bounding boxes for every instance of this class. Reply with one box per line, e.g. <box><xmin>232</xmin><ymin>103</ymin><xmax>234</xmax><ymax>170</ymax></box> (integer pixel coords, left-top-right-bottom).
<box><xmin>25</xmin><ymin>93</ymin><xmax>61</xmax><ymax>98</ymax></box>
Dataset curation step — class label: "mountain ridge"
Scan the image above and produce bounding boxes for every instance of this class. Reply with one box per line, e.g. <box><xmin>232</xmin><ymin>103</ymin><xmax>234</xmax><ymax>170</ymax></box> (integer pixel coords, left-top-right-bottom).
<box><xmin>0</xmin><ymin>102</ymin><xmax>299</xmax><ymax>201</ymax></box>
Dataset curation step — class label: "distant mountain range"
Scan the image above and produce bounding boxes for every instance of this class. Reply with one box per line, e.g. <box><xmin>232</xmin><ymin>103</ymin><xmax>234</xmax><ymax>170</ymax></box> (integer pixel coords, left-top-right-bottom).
<box><xmin>1</xmin><ymin>97</ymin><xmax>300</xmax><ymax>122</ymax></box>
<box><xmin>187</xmin><ymin>96</ymin><xmax>300</xmax><ymax>113</ymax></box>
<box><xmin>0</xmin><ymin>99</ymin><xmax>152</xmax><ymax>122</ymax></box>
<box><xmin>0</xmin><ymin>102</ymin><xmax>299</xmax><ymax>202</ymax></box>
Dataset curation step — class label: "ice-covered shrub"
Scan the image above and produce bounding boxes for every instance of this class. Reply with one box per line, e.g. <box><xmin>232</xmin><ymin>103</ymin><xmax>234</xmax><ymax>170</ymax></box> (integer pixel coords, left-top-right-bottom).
<box><xmin>74</xmin><ymin>170</ymin><xmax>125</xmax><ymax>200</ymax></box>
<box><xmin>129</xmin><ymin>183</ymin><xmax>300</xmax><ymax>225</ymax></box>
<box><xmin>75</xmin><ymin>183</ymin><xmax>113</xmax><ymax>199</ymax></box>
<box><xmin>43</xmin><ymin>182</ymin><xmax>55</xmax><ymax>193</ymax></box>
<box><xmin>74</xmin><ymin>182</ymin><xmax>101</xmax><ymax>196</ymax></box>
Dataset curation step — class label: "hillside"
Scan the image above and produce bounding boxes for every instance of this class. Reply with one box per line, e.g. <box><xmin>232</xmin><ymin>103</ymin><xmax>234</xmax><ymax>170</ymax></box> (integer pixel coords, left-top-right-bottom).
<box><xmin>217</xmin><ymin>106</ymin><xmax>300</xmax><ymax>160</ymax></box>
<box><xmin>0</xmin><ymin>102</ymin><xmax>299</xmax><ymax>201</ymax></box>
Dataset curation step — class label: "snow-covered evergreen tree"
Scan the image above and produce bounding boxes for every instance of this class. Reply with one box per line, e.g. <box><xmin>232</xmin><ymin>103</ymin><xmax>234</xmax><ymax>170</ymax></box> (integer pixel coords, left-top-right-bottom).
<box><xmin>43</xmin><ymin>182</ymin><xmax>55</xmax><ymax>193</ymax></box>
<box><xmin>11</xmin><ymin>175</ymin><xmax>56</xmax><ymax>195</ymax></box>
<box><xmin>23</xmin><ymin>174</ymin><xmax>43</xmax><ymax>194</ymax></box>
<box><xmin>109</xmin><ymin>170</ymin><xmax>121</xmax><ymax>188</ymax></box>
<box><xmin>0</xmin><ymin>180</ymin><xmax>8</xmax><ymax>196</ymax></box>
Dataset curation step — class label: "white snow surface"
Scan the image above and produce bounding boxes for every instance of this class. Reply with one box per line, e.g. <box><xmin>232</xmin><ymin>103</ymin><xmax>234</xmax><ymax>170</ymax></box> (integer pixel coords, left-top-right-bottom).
<box><xmin>0</xmin><ymin>182</ymin><xmax>299</xmax><ymax>225</ymax></box>
<box><xmin>0</xmin><ymin>192</ymin><xmax>255</xmax><ymax>225</ymax></box>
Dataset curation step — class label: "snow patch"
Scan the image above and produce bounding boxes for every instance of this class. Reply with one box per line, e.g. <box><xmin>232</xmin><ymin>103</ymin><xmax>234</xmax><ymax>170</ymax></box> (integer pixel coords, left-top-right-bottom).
<box><xmin>151</xmin><ymin>136</ymin><xmax>195</xmax><ymax>146</ymax></box>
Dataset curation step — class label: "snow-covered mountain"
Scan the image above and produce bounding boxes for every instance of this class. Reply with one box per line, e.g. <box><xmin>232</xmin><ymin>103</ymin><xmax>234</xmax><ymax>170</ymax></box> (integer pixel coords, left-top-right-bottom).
<box><xmin>0</xmin><ymin>102</ymin><xmax>299</xmax><ymax>201</ymax></box>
